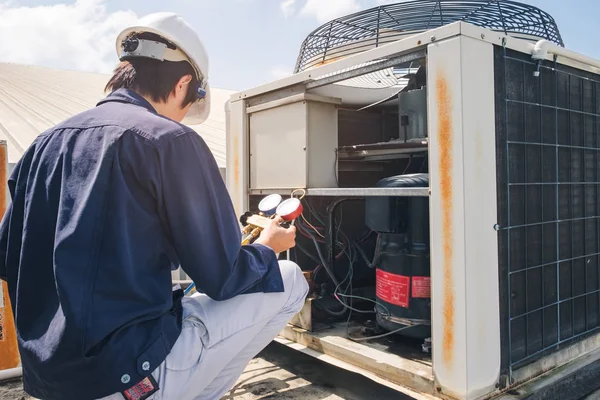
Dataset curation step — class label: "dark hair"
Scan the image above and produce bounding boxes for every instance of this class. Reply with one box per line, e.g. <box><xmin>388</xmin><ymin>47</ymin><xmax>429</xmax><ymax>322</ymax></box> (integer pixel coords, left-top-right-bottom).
<box><xmin>105</xmin><ymin>32</ymin><xmax>197</xmax><ymax>107</ymax></box>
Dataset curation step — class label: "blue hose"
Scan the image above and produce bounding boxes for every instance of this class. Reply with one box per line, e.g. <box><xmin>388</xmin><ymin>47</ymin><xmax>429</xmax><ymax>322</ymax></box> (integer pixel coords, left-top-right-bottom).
<box><xmin>183</xmin><ymin>282</ymin><xmax>195</xmax><ymax>295</ymax></box>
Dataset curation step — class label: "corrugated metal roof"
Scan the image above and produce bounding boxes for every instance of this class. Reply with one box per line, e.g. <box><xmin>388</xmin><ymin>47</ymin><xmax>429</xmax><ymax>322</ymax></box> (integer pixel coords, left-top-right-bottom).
<box><xmin>0</xmin><ymin>63</ymin><xmax>232</xmax><ymax>167</ymax></box>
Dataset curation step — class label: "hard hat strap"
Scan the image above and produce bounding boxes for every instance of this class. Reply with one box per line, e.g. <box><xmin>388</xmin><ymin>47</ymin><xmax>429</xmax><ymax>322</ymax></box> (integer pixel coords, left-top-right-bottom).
<box><xmin>120</xmin><ymin>37</ymin><xmax>206</xmax><ymax>88</ymax></box>
<box><xmin>120</xmin><ymin>37</ymin><xmax>188</xmax><ymax>63</ymax></box>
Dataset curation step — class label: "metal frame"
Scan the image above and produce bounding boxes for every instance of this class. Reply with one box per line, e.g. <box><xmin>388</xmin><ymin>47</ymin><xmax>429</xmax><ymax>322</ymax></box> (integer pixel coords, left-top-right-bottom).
<box><xmin>427</xmin><ymin>35</ymin><xmax>501</xmax><ymax>399</ymax></box>
<box><xmin>249</xmin><ymin>188</ymin><xmax>429</xmax><ymax>197</ymax></box>
<box><xmin>295</xmin><ymin>0</ymin><xmax>563</xmax><ymax>73</ymax></box>
<box><xmin>304</xmin><ymin>49</ymin><xmax>426</xmax><ymax>90</ymax></box>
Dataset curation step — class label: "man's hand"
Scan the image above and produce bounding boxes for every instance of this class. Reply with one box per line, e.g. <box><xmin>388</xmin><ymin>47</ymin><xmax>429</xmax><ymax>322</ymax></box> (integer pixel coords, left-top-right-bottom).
<box><xmin>255</xmin><ymin>216</ymin><xmax>296</xmax><ymax>254</ymax></box>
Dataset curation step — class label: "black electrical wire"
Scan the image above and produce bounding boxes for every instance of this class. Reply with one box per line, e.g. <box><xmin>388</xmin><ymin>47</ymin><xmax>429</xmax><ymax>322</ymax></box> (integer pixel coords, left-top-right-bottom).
<box><xmin>303</xmin><ymin>225</ymin><xmax>340</xmax><ymax>288</ymax></box>
<box><xmin>301</xmin><ymin>201</ymin><xmax>385</xmax><ymax>316</ymax></box>
<box><xmin>313</xmin><ymin>299</ymin><xmax>348</xmax><ymax>316</ymax></box>
<box><xmin>294</xmin><ymin>239</ymin><xmax>321</xmax><ymax>265</ymax></box>
<box><xmin>420</xmin><ymin>154</ymin><xmax>428</xmax><ymax>172</ymax></box>
<box><xmin>354</xmin><ymin>233</ymin><xmax>382</xmax><ymax>269</ymax></box>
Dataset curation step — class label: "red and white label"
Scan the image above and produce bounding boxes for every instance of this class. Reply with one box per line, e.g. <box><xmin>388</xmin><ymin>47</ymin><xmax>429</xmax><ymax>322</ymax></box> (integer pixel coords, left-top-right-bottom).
<box><xmin>376</xmin><ymin>269</ymin><xmax>410</xmax><ymax>308</ymax></box>
<box><xmin>122</xmin><ymin>376</ymin><xmax>158</xmax><ymax>400</ymax></box>
<box><xmin>412</xmin><ymin>276</ymin><xmax>431</xmax><ymax>298</ymax></box>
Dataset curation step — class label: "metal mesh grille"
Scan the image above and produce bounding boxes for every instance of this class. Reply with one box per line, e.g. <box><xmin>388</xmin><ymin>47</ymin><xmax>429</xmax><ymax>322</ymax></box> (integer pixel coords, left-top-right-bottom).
<box><xmin>495</xmin><ymin>46</ymin><xmax>600</xmax><ymax>374</ymax></box>
<box><xmin>295</xmin><ymin>0</ymin><xmax>563</xmax><ymax>73</ymax></box>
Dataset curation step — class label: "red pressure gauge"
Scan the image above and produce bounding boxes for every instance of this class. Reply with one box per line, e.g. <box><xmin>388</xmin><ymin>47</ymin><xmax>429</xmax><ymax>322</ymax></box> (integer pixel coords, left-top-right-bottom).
<box><xmin>258</xmin><ymin>194</ymin><xmax>282</xmax><ymax>216</ymax></box>
<box><xmin>276</xmin><ymin>198</ymin><xmax>303</xmax><ymax>222</ymax></box>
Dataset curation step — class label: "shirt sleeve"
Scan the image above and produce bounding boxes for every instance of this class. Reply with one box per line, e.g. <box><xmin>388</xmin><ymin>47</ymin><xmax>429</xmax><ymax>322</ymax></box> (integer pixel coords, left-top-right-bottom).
<box><xmin>153</xmin><ymin>130</ymin><xmax>284</xmax><ymax>300</ymax></box>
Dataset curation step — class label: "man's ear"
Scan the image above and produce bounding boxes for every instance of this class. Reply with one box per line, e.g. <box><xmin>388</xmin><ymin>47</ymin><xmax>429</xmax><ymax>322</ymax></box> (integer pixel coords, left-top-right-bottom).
<box><xmin>174</xmin><ymin>74</ymin><xmax>193</xmax><ymax>98</ymax></box>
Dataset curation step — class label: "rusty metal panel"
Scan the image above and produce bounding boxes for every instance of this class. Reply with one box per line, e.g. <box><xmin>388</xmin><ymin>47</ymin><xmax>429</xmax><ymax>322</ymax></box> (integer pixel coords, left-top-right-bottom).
<box><xmin>0</xmin><ymin>140</ymin><xmax>20</xmax><ymax>370</ymax></box>
<box><xmin>428</xmin><ymin>36</ymin><xmax>468</xmax><ymax>399</ymax></box>
<box><xmin>428</xmin><ymin>36</ymin><xmax>501</xmax><ymax>400</ymax></box>
<box><xmin>226</xmin><ymin>99</ymin><xmax>249</xmax><ymax>217</ymax></box>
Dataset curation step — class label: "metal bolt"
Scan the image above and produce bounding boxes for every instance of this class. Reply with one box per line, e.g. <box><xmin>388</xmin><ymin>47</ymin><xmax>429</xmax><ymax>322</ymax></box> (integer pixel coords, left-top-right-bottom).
<box><xmin>303</xmin><ymin>146</ymin><xmax>307</xmax><ymax>151</ymax></box>
<box><xmin>121</xmin><ymin>374</ymin><xmax>131</xmax><ymax>384</ymax></box>
<box><xmin>493</xmin><ymin>224</ymin><xmax>501</xmax><ymax>231</ymax></box>
<box><xmin>481</xmin><ymin>33</ymin><xmax>486</xmax><ymax>39</ymax></box>
<box><xmin>430</xmin><ymin>36</ymin><xmax>436</xmax><ymax>42</ymax></box>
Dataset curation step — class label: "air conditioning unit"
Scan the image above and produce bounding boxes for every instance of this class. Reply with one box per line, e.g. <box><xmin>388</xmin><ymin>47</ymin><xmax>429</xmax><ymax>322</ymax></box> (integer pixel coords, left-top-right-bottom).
<box><xmin>224</xmin><ymin>1</ymin><xmax>600</xmax><ymax>399</ymax></box>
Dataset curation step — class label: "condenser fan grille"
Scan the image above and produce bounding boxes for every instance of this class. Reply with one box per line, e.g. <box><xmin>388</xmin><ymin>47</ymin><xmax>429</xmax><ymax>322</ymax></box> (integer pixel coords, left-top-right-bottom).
<box><xmin>295</xmin><ymin>0</ymin><xmax>563</xmax><ymax>73</ymax></box>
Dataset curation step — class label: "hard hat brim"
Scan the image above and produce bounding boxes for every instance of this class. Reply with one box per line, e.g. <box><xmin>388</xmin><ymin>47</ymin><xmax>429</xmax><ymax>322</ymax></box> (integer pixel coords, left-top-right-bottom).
<box><xmin>182</xmin><ymin>82</ymin><xmax>211</xmax><ymax>126</ymax></box>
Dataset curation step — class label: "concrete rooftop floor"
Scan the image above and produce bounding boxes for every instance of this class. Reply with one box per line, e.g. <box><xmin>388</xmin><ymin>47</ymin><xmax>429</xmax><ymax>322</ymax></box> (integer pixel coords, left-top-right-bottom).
<box><xmin>0</xmin><ymin>342</ymin><xmax>415</xmax><ymax>400</ymax></box>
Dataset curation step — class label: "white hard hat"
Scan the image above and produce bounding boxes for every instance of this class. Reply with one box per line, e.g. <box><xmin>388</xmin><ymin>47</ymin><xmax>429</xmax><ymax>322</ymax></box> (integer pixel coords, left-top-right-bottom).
<box><xmin>115</xmin><ymin>12</ymin><xmax>210</xmax><ymax>125</ymax></box>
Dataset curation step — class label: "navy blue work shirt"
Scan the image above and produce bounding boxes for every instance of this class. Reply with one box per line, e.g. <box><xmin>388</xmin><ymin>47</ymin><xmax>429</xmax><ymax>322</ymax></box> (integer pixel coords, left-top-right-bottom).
<box><xmin>0</xmin><ymin>89</ymin><xmax>283</xmax><ymax>400</ymax></box>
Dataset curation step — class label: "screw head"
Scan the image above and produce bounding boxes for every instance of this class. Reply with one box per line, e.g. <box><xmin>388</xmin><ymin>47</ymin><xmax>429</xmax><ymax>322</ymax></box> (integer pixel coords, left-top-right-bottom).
<box><xmin>430</xmin><ymin>36</ymin><xmax>436</xmax><ymax>42</ymax></box>
<box><xmin>121</xmin><ymin>374</ymin><xmax>131</xmax><ymax>384</ymax></box>
<box><xmin>481</xmin><ymin>33</ymin><xmax>486</xmax><ymax>39</ymax></box>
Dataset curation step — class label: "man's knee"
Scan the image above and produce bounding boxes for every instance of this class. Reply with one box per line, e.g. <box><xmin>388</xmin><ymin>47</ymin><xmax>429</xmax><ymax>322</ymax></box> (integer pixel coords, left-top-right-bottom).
<box><xmin>278</xmin><ymin>260</ymin><xmax>309</xmax><ymax>313</ymax></box>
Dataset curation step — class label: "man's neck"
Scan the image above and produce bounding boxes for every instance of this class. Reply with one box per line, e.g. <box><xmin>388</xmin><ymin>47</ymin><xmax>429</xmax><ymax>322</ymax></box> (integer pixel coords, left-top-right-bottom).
<box><xmin>138</xmin><ymin>93</ymin><xmax>166</xmax><ymax>116</ymax></box>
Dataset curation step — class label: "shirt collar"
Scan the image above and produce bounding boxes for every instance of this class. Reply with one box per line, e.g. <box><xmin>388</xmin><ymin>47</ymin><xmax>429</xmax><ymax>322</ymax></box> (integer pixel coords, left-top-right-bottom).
<box><xmin>97</xmin><ymin>88</ymin><xmax>158</xmax><ymax>114</ymax></box>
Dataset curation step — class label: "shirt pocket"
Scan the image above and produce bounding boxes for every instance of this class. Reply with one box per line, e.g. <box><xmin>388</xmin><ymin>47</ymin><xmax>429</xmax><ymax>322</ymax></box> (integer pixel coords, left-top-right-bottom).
<box><xmin>164</xmin><ymin>316</ymin><xmax>205</xmax><ymax>371</ymax></box>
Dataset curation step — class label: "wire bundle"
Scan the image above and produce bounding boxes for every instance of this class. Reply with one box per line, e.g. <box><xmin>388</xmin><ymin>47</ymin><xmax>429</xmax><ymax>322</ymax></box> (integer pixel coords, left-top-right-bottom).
<box><xmin>296</xmin><ymin>198</ymin><xmax>423</xmax><ymax>342</ymax></box>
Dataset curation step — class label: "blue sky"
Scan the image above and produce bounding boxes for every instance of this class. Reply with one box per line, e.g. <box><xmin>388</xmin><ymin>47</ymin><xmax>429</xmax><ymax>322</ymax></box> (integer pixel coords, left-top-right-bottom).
<box><xmin>0</xmin><ymin>0</ymin><xmax>597</xmax><ymax>91</ymax></box>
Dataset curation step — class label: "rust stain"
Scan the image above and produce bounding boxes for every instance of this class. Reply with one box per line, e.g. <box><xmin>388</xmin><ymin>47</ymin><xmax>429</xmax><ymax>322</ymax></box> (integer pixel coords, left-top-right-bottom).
<box><xmin>312</xmin><ymin>56</ymin><xmax>344</xmax><ymax>68</ymax></box>
<box><xmin>437</xmin><ymin>74</ymin><xmax>455</xmax><ymax>368</ymax></box>
<box><xmin>0</xmin><ymin>142</ymin><xmax>21</xmax><ymax>370</ymax></box>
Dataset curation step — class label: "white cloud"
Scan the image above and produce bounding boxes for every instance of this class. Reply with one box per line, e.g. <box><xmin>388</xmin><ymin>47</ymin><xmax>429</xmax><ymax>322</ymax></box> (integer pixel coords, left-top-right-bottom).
<box><xmin>300</xmin><ymin>0</ymin><xmax>361</xmax><ymax>23</ymax></box>
<box><xmin>270</xmin><ymin>65</ymin><xmax>293</xmax><ymax>79</ymax></box>
<box><xmin>0</xmin><ymin>0</ymin><xmax>138</xmax><ymax>74</ymax></box>
<box><xmin>280</xmin><ymin>0</ymin><xmax>296</xmax><ymax>18</ymax></box>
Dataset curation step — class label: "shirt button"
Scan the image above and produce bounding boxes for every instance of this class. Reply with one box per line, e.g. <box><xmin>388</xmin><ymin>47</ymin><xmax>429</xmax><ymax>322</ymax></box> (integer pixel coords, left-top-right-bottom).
<box><xmin>121</xmin><ymin>374</ymin><xmax>131</xmax><ymax>384</ymax></box>
<box><xmin>142</xmin><ymin>361</ymin><xmax>150</xmax><ymax>371</ymax></box>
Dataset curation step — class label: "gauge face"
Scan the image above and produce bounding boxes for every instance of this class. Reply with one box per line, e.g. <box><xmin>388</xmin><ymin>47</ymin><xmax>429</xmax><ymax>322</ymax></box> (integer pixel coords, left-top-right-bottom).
<box><xmin>276</xmin><ymin>198</ymin><xmax>303</xmax><ymax>221</ymax></box>
<box><xmin>258</xmin><ymin>194</ymin><xmax>282</xmax><ymax>215</ymax></box>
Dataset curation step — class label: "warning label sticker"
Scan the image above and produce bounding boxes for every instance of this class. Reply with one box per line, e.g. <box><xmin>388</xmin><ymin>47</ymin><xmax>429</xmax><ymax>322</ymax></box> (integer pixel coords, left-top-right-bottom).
<box><xmin>376</xmin><ymin>269</ymin><xmax>410</xmax><ymax>308</ymax></box>
<box><xmin>412</xmin><ymin>276</ymin><xmax>431</xmax><ymax>298</ymax></box>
